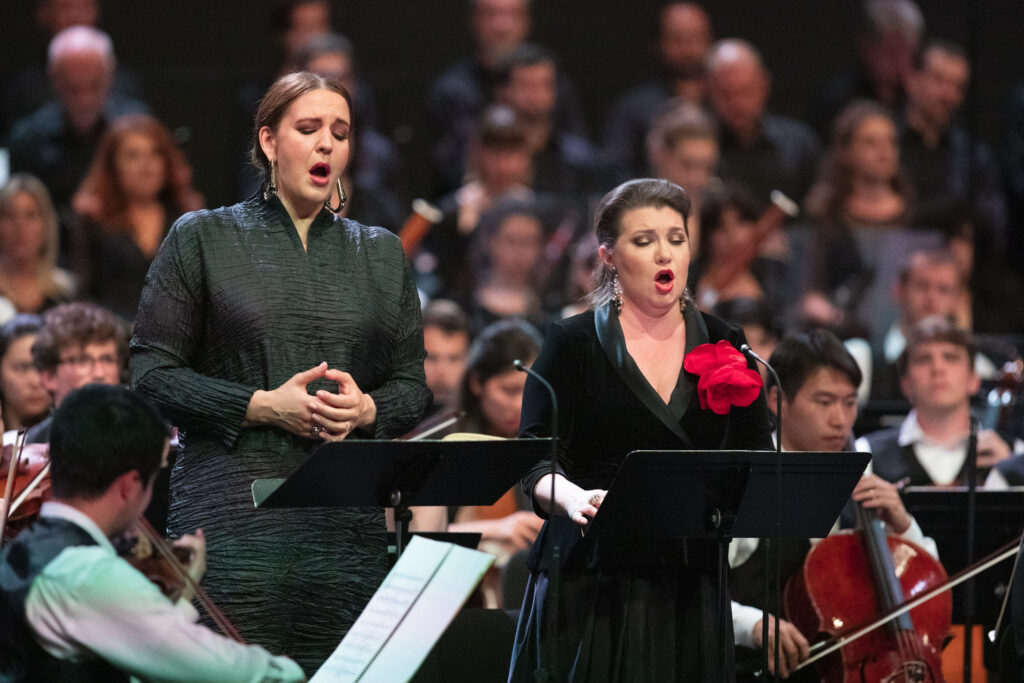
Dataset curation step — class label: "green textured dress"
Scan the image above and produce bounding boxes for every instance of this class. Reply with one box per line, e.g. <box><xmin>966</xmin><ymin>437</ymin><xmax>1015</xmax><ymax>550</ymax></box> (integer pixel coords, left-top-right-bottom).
<box><xmin>130</xmin><ymin>194</ymin><xmax>431</xmax><ymax>674</ymax></box>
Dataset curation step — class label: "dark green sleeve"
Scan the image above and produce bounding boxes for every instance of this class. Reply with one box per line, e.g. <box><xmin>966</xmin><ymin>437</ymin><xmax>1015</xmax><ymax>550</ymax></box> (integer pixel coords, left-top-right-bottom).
<box><xmin>367</xmin><ymin>258</ymin><xmax>432</xmax><ymax>439</ymax></box>
<box><xmin>130</xmin><ymin>218</ymin><xmax>256</xmax><ymax>447</ymax></box>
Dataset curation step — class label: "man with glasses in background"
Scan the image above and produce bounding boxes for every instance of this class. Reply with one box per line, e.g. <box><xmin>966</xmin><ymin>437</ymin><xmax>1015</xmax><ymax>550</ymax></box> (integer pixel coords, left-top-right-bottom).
<box><xmin>25</xmin><ymin>302</ymin><xmax>126</xmax><ymax>444</ymax></box>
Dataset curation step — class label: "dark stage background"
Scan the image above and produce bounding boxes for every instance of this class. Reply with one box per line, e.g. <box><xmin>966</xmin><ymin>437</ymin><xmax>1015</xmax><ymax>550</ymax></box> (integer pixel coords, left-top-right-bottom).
<box><xmin>1</xmin><ymin>0</ymin><xmax>1022</xmax><ymax>211</ymax></box>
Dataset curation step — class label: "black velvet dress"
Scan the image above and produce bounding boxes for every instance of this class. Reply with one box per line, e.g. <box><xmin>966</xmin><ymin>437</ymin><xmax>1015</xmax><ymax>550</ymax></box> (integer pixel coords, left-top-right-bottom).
<box><xmin>130</xmin><ymin>194</ymin><xmax>431</xmax><ymax>674</ymax></box>
<box><xmin>508</xmin><ymin>304</ymin><xmax>773</xmax><ymax>683</ymax></box>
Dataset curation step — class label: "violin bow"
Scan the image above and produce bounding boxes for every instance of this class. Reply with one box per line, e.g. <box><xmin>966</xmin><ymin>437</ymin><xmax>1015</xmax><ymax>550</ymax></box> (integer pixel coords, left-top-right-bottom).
<box><xmin>989</xmin><ymin>530</ymin><xmax>1024</xmax><ymax>644</ymax></box>
<box><xmin>0</xmin><ymin>428</ymin><xmax>28</xmax><ymax>543</ymax></box>
<box><xmin>134</xmin><ymin>517</ymin><xmax>246</xmax><ymax>644</ymax></box>
<box><xmin>794</xmin><ymin>534</ymin><xmax>1022</xmax><ymax>672</ymax></box>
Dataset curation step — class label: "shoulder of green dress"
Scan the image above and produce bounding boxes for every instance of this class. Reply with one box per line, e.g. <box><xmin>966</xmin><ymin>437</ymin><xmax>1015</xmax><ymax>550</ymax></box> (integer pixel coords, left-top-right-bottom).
<box><xmin>337</xmin><ymin>217</ymin><xmax>403</xmax><ymax>252</ymax></box>
<box><xmin>167</xmin><ymin>200</ymin><xmax>256</xmax><ymax>239</ymax></box>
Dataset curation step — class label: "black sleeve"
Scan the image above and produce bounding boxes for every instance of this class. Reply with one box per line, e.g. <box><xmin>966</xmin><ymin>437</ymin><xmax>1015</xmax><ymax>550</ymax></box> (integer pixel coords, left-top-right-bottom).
<box><xmin>518</xmin><ymin>320</ymin><xmax>582</xmax><ymax>516</ymax></box>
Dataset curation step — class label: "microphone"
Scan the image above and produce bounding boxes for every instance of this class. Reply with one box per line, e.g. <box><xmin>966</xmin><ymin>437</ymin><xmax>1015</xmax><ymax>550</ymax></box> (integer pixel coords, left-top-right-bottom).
<box><xmin>740</xmin><ymin>343</ymin><xmax>783</xmax><ymax>682</ymax></box>
<box><xmin>513</xmin><ymin>359</ymin><xmax>559</xmax><ymax>495</ymax></box>
<box><xmin>514</xmin><ymin>358</ymin><xmax>562</xmax><ymax>678</ymax></box>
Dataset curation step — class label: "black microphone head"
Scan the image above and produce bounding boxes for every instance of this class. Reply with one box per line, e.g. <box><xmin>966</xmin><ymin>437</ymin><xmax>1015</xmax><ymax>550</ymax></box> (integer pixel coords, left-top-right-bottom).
<box><xmin>739</xmin><ymin>343</ymin><xmax>752</xmax><ymax>354</ymax></box>
<box><xmin>513</xmin><ymin>359</ymin><xmax>525</xmax><ymax>371</ymax></box>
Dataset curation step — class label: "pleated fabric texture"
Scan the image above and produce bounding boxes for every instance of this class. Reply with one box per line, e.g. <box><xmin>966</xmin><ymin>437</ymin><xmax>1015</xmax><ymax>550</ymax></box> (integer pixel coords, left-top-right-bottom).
<box><xmin>131</xmin><ymin>194</ymin><xmax>431</xmax><ymax>674</ymax></box>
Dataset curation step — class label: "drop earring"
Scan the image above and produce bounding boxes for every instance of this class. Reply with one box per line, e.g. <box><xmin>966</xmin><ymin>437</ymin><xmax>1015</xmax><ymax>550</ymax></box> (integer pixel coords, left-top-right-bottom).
<box><xmin>263</xmin><ymin>160</ymin><xmax>277</xmax><ymax>201</ymax></box>
<box><xmin>611</xmin><ymin>267</ymin><xmax>622</xmax><ymax>315</ymax></box>
<box><xmin>325</xmin><ymin>177</ymin><xmax>347</xmax><ymax>214</ymax></box>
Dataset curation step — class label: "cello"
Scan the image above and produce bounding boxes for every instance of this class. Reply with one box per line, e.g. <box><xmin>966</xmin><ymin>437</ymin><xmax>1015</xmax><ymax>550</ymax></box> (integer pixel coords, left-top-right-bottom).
<box><xmin>785</xmin><ymin>498</ymin><xmax>952</xmax><ymax>681</ymax></box>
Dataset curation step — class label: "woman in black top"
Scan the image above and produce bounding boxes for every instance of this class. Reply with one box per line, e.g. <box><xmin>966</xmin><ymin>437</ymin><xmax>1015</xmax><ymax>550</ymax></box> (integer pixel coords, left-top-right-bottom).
<box><xmin>130</xmin><ymin>72</ymin><xmax>430</xmax><ymax>673</ymax></box>
<box><xmin>508</xmin><ymin>178</ymin><xmax>772</xmax><ymax>682</ymax></box>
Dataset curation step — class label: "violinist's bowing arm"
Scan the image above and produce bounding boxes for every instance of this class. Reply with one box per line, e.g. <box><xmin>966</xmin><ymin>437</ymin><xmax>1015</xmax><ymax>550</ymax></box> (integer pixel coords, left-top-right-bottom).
<box><xmin>169</xmin><ymin>529</ymin><xmax>207</xmax><ymax>604</ymax></box>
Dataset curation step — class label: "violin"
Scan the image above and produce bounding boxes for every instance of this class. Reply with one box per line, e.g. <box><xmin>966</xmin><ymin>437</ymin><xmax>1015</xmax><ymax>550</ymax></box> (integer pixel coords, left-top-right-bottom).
<box><xmin>0</xmin><ymin>430</ymin><xmax>51</xmax><ymax>542</ymax></box>
<box><xmin>125</xmin><ymin>517</ymin><xmax>246</xmax><ymax>643</ymax></box>
<box><xmin>784</xmin><ymin>500</ymin><xmax>952</xmax><ymax>682</ymax></box>
<box><xmin>697</xmin><ymin>189</ymin><xmax>798</xmax><ymax>309</ymax></box>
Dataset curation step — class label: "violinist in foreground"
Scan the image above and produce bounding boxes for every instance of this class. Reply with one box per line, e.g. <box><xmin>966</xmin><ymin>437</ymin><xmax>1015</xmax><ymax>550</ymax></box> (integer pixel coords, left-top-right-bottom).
<box><xmin>729</xmin><ymin>329</ymin><xmax>938</xmax><ymax>680</ymax></box>
<box><xmin>0</xmin><ymin>385</ymin><xmax>305</xmax><ymax>682</ymax></box>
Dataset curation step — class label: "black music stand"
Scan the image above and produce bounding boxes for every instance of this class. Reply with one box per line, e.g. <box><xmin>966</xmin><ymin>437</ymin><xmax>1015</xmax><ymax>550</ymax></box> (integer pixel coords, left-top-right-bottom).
<box><xmin>903</xmin><ymin>487</ymin><xmax>1024</xmax><ymax>669</ymax></box>
<box><xmin>252</xmin><ymin>438</ymin><xmax>550</xmax><ymax>557</ymax></box>
<box><xmin>585</xmin><ymin>449</ymin><xmax>869</xmax><ymax>678</ymax></box>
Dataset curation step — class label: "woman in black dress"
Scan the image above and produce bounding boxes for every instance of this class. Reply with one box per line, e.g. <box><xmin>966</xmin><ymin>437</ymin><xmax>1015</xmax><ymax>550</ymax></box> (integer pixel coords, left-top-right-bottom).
<box><xmin>130</xmin><ymin>72</ymin><xmax>430</xmax><ymax>674</ymax></box>
<box><xmin>508</xmin><ymin>178</ymin><xmax>773</xmax><ymax>682</ymax></box>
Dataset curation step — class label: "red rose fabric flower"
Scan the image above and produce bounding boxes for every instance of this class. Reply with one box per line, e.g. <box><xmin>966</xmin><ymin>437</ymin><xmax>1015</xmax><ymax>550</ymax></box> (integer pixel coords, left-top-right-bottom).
<box><xmin>684</xmin><ymin>340</ymin><xmax>763</xmax><ymax>415</ymax></box>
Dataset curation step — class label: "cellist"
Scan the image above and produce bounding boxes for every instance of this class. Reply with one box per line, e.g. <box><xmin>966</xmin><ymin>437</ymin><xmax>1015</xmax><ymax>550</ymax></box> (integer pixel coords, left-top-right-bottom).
<box><xmin>729</xmin><ymin>329</ymin><xmax>939</xmax><ymax>680</ymax></box>
<box><xmin>0</xmin><ymin>385</ymin><xmax>305</xmax><ymax>682</ymax></box>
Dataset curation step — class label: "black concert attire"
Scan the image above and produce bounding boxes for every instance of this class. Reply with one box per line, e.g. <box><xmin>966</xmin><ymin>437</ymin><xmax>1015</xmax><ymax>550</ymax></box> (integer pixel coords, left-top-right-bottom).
<box><xmin>6</xmin><ymin>96</ymin><xmax>149</xmax><ymax>216</ymax></box>
<box><xmin>70</xmin><ymin>211</ymin><xmax>173</xmax><ymax>323</ymax></box>
<box><xmin>716</xmin><ymin>114</ymin><xmax>821</xmax><ymax>209</ymax></box>
<box><xmin>508</xmin><ymin>304</ymin><xmax>773</xmax><ymax>682</ymax></box>
<box><xmin>130</xmin><ymin>193</ymin><xmax>431</xmax><ymax>674</ymax></box>
<box><xmin>729</xmin><ymin>537</ymin><xmax>815</xmax><ymax>683</ymax></box>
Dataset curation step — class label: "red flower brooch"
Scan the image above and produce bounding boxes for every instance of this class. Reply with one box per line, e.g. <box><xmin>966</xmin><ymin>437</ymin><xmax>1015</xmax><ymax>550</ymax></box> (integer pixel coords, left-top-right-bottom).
<box><xmin>683</xmin><ymin>340</ymin><xmax>763</xmax><ymax>415</ymax></box>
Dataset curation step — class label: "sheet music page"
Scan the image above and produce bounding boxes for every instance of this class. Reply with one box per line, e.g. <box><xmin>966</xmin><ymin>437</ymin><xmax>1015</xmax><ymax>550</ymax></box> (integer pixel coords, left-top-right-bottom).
<box><xmin>311</xmin><ymin>536</ymin><xmax>493</xmax><ymax>683</ymax></box>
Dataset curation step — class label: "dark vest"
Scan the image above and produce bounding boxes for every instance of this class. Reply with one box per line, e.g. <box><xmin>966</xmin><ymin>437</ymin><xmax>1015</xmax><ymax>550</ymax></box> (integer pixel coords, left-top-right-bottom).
<box><xmin>865</xmin><ymin>425</ymin><xmax>988</xmax><ymax>486</ymax></box>
<box><xmin>0</xmin><ymin>517</ymin><xmax>129</xmax><ymax>682</ymax></box>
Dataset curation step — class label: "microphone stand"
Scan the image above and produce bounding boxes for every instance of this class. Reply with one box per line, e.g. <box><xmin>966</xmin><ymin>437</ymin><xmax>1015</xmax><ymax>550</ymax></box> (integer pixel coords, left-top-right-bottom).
<box><xmin>963</xmin><ymin>417</ymin><xmax>979</xmax><ymax>682</ymax></box>
<box><xmin>741</xmin><ymin>344</ymin><xmax>782</xmax><ymax>683</ymax></box>
<box><xmin>514</xmin><ymin>359</ymin><xmax>559</xmax><ymax>683</ymax></box>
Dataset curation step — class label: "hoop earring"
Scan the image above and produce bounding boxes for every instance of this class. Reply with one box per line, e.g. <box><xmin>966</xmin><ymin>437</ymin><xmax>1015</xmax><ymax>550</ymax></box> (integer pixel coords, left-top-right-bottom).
<box><xmin>325</xmin><ymin>177</ymin><xmax>347</xmax><ymax>214</ymax></box>
<box><xmin>263</xmin><ymin>160</ymin><xmax>277</xmax><ymax>201</ymax></box>
<box><xmin>611</xmin><ymin>268</ymin><xmax>622</xmax><ymax>316</ymax></box>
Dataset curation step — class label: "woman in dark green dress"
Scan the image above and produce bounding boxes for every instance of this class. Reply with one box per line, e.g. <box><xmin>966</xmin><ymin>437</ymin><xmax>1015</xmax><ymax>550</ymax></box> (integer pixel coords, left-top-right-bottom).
<box><xmin>508</xmin><ymin>179</ymin><xmax>773</xmax><ymax>682</ymax></box>
<box><xmin>130</xmin><ymin>72</ymin><xmax>430</xmax><ymax>674</ymax></box>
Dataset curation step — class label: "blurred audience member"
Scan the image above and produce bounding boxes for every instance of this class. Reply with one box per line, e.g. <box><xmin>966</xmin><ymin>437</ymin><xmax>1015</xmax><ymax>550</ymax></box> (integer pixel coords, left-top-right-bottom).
<box><xmin>26</xmin><ymin>301</ymin><xmax>127</xmax><ymax>444</ymax></box>
<box><xmin>811</xmin><ymin>0</ymin><xmax>923</xmax><ymax>137</ymax></box>
<box><xmin>646</xmin><ymin>99</ymin><xmax>719</xmax><ymax>252</ymax></box>
<box><xmin>0</xmin><ymin>0</ymin><xmax>146</xmax><ymax>136</ymax></box>
<box><xmin>7</xmin><ymin>26</ymin><xmax>149</xmax><ymax>219</ymax></box>
<box><xmin>901</xmin><ymin>41</ymin><xmax>1007</xmax><ymax>254</ymax></box>
<box><xmin>495</xmin><ymin>44</ymin><xmax>602</xmax><ymax>195</ymax></box>
<box><xmin>559</xmin><ymin>234</ymin><xmax>598</xmax><ymax>319</ymax></box>
<box><xmin>451</xmin><ymin>319</ymin><xmax>545</xmax><ymax>608</ymax></box>
<box><xmin>867</xmin><ymin>248</ymin><xmax>994</xmax><ymax>402</ymax></box>
<box><xmin>71</xmin><ymin>114</ymin><xmax>202</xmax><ymax>322</ymax></box>
<box><xmin>705</xmin><ymin>39</ymin><xmax>821</xmax><ymax>208</ymax></box>
<box><xmin>0</xmin><ymin>315</ymin><xmax>51</xmax><ymax>432</ymax></box>
<box><xmin>693</xmin><ymin>183</ymin><xmax>786</xmax><ymax>314</ymax></box>
<box><xmin>0</xmin><ymin>174</ymin><xmax>75</xmax><ymax>314</ymax></box>
<box><xmin>420</xmin><ymin>104</ymin><xmax>535</xmax><ymax>297</ymax></box>
<box><xmin>602</xmin><ymin>2</ymin><xmax>713</xmax><ymax>180</ymax></box>
<box><xmin>800</xmin><ymin>100</ymin><xmax>912</xmax><ymax>334</ymax></box>
<box><xmin>426</xmin><ymin>0</ymin><xmax>587</xmax><ymax>193</ymax></box>
<box><xmin>422</xmin><ymin>298</ymin><xmax>472</xmax><ymax>415</ymax></box>
<box><xmin>465</xmin><ymin>199</ymin><xmax>549</xmax><ymax>334</ymax></box>
<box><xmin>292</xmin><ymin>32</ymin><xmax>404</xmax><ymax>229</ymax></box>
<box><xmin>272</xmin><ymin>0</ymin><xmax>331</xmax><ymax>65</ymax></box>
